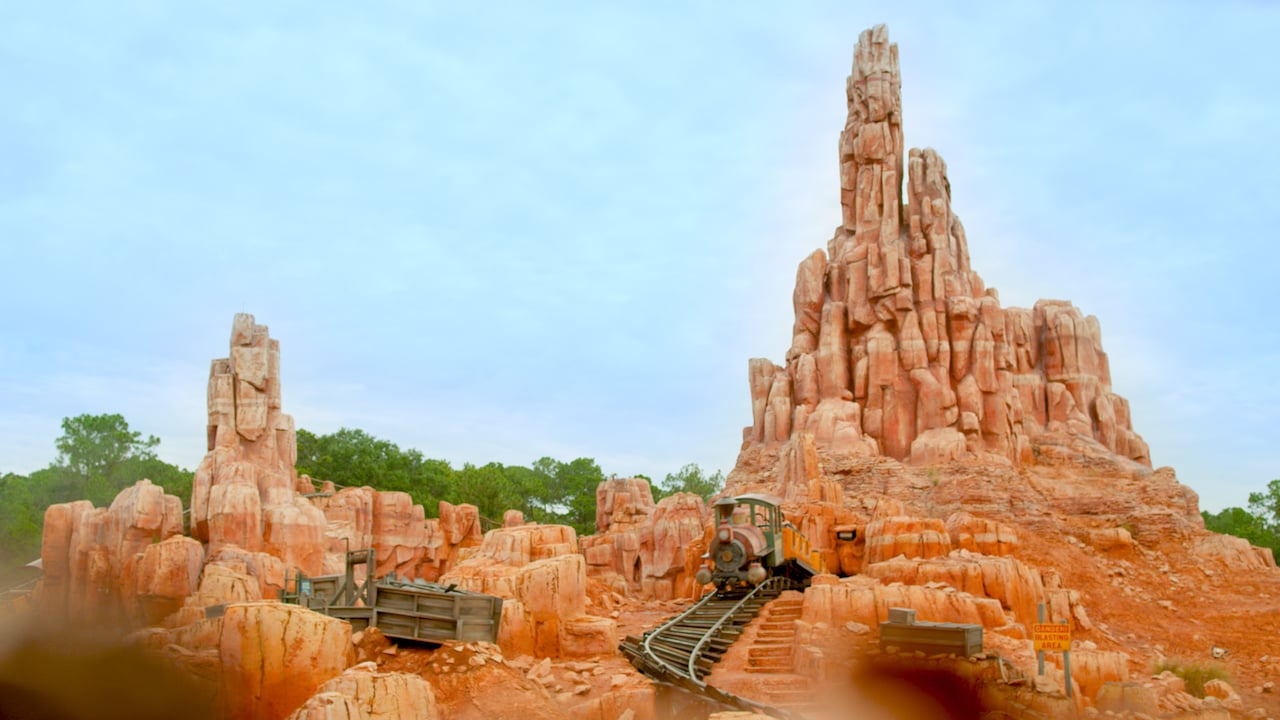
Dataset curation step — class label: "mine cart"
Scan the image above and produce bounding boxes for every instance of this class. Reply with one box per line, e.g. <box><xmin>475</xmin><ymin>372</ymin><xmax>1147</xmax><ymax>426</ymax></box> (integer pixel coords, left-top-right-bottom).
<box><xmin>280</xmin><ymin>548</ymin><xmax>503</xmax><ymax>645</ymax></box>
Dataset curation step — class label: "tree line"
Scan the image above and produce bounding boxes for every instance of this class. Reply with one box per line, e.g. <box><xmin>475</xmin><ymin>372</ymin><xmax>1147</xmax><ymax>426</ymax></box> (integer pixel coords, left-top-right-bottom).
<box><xmin>1201</xmin><ymin>480</ymin><xmax>1280</xmax><ymax>558</ymax></box>
<box><xmin>0</xmin><ymin>414</ymin><xmax>194</xmax><ymax>583</ymax></box>
<box><xmin>294</xmin><ymin>428</ymin><xmax>723</xmax><ymax>534</ymax></box>
<box><xmin>1</xmin><ymin>414</ymin><xmax>724</xmax><ymax>584</ymax></box>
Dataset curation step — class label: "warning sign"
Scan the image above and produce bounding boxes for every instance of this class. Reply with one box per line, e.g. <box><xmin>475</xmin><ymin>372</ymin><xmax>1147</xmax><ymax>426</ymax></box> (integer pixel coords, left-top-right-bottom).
<box><xmin>1033</xmin><ymin>623</ymin><xmax>1072</xmax><ymax>652</ymax></box>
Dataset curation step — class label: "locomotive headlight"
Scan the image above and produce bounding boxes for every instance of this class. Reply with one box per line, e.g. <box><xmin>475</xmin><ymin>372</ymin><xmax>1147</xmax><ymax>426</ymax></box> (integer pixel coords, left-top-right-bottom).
<box><xmin>718</xmin><ymin>528</ymin><xmax>730</xmax><ymax>542</ymax></box>
<box><xmin>746</xmin><ymin>563</ymin><xmax>766</xmax><ymax>585</ymax></box>
<box><xmin>695</xmin><ymin>568</ymin><xmax>712</xmax><ymax>586</ymax></box>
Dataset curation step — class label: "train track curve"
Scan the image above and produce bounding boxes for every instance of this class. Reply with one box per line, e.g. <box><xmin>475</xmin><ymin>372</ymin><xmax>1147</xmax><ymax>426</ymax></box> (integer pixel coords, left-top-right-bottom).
<box><xmin>620</xmin><ymin>576</ymin><xmax>807</xmax><ymax>719</ymax></box>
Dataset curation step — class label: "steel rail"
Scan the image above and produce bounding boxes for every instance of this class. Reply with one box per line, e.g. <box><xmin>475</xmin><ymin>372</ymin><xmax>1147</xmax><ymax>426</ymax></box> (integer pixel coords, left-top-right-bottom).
<box><xmin>684</xmin><ymin>576</ymin><xmax>792</xmax><ymax>686</ymax></box>
<box><xmin>640</xmin><ymin>587</ymin><xmax>725</xmax><ymax>680</ymax></box>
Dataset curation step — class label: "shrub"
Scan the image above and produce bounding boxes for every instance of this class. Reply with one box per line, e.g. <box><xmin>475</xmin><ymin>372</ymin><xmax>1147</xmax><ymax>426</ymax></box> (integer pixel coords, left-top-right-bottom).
<box><xmin>1153</xmin><ymin>658</ymin><xmax>1229</xmax><ymax>698</ymax></box>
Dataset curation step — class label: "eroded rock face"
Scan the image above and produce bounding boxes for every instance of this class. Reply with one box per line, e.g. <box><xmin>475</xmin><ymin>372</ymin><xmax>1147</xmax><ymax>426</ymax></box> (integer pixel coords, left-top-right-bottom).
<box><xmin>800</xmin><ymin>574</ymin><xmax>1007</xmax><ymax>629</ymax></box>
<box><xmin>37</xmin><ymin>479</ymin><xmax>185</xmax><ymax>623</ymax></box>
<box><xmin>441</xmin><ymin>540</ymin><xmax>615</xmax><ymax>659</ymax></box>
<box><xmin>290</xmin><ymin>662</ymin><xmax>439</xmax><ymax>720</ymax></box>
<box><xmin>218</xmin><ymin>602</ymin><xmax>353</xmax><ymax>720</ymax></box>
<box><xmin>191</xmin><ymin>314</ymin><xmax>324</xmax><ymax>576</ymax></box>
<box><xmin>737</xmin><ymin>25</ymin><xmax>1150</xmax><ymax>470</ymax></box>
<box><xmin>581</xmin><ymin>478</ymin><xmax>709</xmax><ymax>601</ymax></box>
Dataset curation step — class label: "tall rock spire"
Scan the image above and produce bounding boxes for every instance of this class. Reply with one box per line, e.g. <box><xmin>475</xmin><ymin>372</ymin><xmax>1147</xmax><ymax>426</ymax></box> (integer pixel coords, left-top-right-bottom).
<box><xmin>741</xmin><ymin>25</ymin><xmax>1149</xmax><ymax>474</ymax></box>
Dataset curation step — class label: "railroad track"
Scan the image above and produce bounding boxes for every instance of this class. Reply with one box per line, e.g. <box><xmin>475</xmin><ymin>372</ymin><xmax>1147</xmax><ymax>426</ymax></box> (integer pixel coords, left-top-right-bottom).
<box><xmin>620</xmin><ymin>576</ymin><xmax>806</xmax><ymax>719</ymax></box>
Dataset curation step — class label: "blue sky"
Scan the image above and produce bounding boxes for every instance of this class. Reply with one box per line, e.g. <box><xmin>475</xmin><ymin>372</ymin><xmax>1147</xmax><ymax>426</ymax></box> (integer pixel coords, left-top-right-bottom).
<box><xmin>2</xmin><ymin>3</ymin><xmax>1276</xmax><ymax>513</ymax></box>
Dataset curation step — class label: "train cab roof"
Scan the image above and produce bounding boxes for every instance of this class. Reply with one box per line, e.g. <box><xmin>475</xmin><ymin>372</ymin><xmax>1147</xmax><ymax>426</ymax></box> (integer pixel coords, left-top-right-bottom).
<box><xmin>713</xmin><ymin>492</ymin><xmax>784</xmax><ymax>508</ymax></box>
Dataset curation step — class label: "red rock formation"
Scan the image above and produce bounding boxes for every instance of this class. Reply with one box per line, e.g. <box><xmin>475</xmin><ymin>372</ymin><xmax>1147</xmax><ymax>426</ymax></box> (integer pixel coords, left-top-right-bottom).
<box><xmin>736</xmin><ymin>25</ymin><xmax>1150</xmax><ymax>471</ymax></box>
<box><xmin>289</xmin><ymin>662</ymin><xmax>440</xmax><ymax>720</ymax></box>
<box><xmin>191</xmin><ymin>314</ymin><xmax>325</xmax><ymax>576</ymax></box>
<box><xmin>37</xmin><ymin>479</ymin><xmax>185</xmax><ymax>622</ymax></box>
<box><xmin>218</xmin><ymin>602</ymin><xmax>353</xmax><ymax>720</ymax></box>
<box><xmin>441</xmin><ymin>538</ymin><xmax>616</xmax><ymax>659</ymax></box>
<box><xmin>862</xmin><ymin>516</ymin><xmax>951</xmax><ymax>565</ymax></box>
<box><xmin>944</xmin><ymin>511</ymin><xmax>1018</xmax><ymax>556</ymax></box>
<box><xmin>799</xmin><ymin>574</ymin><xmax>1007</xmax><ymax>629</ymax></box>
<box><xmin>863</xmin><ymin>551</ymin><xmax>1049</xmax><ymax>633</ymax></box>
<box><xmin>134</xmin><ymin>535</ymin><xmax>206</xmax><ymax>625</ymax></box>
<box><xmin>581</xmin><ymin>478</ymin><xmax>709</xmax><ymax>601</ymax></box>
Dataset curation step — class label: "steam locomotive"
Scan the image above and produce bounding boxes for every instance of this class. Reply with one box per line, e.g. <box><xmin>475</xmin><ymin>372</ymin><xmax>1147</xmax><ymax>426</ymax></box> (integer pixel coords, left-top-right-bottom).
<box><xmin>694</xmin><ymin>493</ymin><xmax>827</xmax><ymax>590</ymax></box>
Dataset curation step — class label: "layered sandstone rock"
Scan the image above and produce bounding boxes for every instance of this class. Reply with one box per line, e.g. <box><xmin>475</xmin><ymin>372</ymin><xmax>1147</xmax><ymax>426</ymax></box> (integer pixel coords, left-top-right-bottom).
<box><xmin>862</xmin><ymin>516</ymin><xmax>951</xmax><ymax>565</ymax></box>
<box><xmin>289</xmin><ymin>662</ymin><xmax>439</xmax><ymax>720</ymax></box>
<box><xmin>863</xmin><ymin>551</ymin><xmax>1047</xmax><ymax>634</ymax></box>
<box><xmin>441</xmin><ymin>540</ymin><xmax>615</xmax><ymax>659</ymax></box>
<box><xmin>134</xmin><ymin>535</ymin><xmax>206</xmax><ymax>625</ymax></box>
<box><xmin>218</xmin><ymin>602</ymin><xmax>353</xmax><ymax>720</ymax></box>
<box><xmin>581</xmin><ymin>478</ymin><xmax>709</xmax><ymax>600</ymax></box>
<box><xmin>37</xmin><ymin>479</ymin><xmax>185</xmax><ymax>622</ymax></box>
<box><xmin>945</xmin><ymin>511</ymin><xmax>1018</xmax><ymax>556</ymax></box>
<box><xmin>737</xmin><ymin>25</ymin><xmax>1150</xmax><ymax>471</ymax></box>
<box><xmin>800</xmin><ymin>574</ymin><xmax>1007</xmax><ymax>629</ymax></box>
<box><xmin>190</xmin><ymin>314</ymin><xmax>325</xmax><ymax>576</ymax></box>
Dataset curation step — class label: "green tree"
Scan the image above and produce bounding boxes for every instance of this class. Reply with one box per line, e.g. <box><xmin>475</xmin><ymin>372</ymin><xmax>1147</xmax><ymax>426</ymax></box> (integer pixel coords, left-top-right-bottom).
<box><xmin>296</xmin><ymin>427</ymin><xmax>457</xmax><ymax>511</ymax></box>
<box><xmin>1247</xmin><ymin>479</ymin><xmax>1280</xmax><ymax>527</ymax></box>
<box><xmin>451</xmin><ymin>462</ymin><xmax>532</xmax><ymax>526</ymax></box>
<box><xmin>55</xmin><ymin>413</ymin><xmax>159</xmax><ymax>481</ymax></box>
<box><xmin>656</xmin><ymin>463</ymin><xmax>724</xmax><ymax>502</ymax></box>
<box><xmin>1202</xmin><ymin>480</ymin><xmax>1280</xmax><ymax>558</ymax></box>
<box><xmin>528</xmin><ymin>457</ymin><xmax>605</xmax><ymax>535</ymax></box>
<box><xmin>0</xmin><ymin>415</ymin><xmax>192</xmax><ymax>584</ymax></box>
<box><xmin>0</xmin><ymin>472</ymin><xmax>42</xmax><ymax>580</ymax></box>
<box><xmin>39</xmin><ymin>414</ymin><xmax>192</xmax><ymax>507</ymax></box>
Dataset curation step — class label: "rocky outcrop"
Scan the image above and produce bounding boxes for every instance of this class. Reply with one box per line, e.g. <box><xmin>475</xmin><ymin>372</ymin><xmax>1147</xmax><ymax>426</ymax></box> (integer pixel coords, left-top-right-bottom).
<box><xmin>580</xmin><ymin>478</ymin><xmax>709</xmax><ymax>600</ymax></box>
<box><xmin>134</xmin><ymin>535</ymin><xmax>206</xmax><ymax>626</ymax></box>
<box><xmin>441</xmin><ymin>530</ymin><xmax>615</xmax><ymax>658</ymax></box>
<box><xmin>289</xmin><ymin>662</ymin><xmax>439</xmax><ymax>720</ymax></box>
<box><xmin>800</xmin><ymin>574</ymin><xmax>1008</xmax><ymax>629</ymax></box>
<box><xmin>863</xmin><ymin>551</ymin><xmax>1048</xmax><ymax>634</ymax></box>
<box><xmin>218</xmin><ymin>602</ymin><xmax>353</xmax><ymax>720</ymax></box>
<box><xmin>37</xmin><ymin>479</ymin><xmax>185</xmax><ymax>623</ymax></box>
<box><xmin>190</xmin><ymin>314</ymin><xmax>326</xmax><ymax>578</ymax></box>
<box><xmin>862</xmin><ymin>516</ymin><xmax>951</xmax><ymax>565</ymax></box>
<box><xmin>736</xmin><ymin>25</ymin><xmax>1150</xmax><ymax>470</ymax></box>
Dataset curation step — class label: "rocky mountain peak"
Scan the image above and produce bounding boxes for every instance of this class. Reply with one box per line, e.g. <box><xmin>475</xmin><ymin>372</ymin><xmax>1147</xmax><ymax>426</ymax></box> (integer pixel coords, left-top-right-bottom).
<box><xmin>741</xmin><ymin>24</ymin><xmax>1149</xmax><ymax>471</ymax></box>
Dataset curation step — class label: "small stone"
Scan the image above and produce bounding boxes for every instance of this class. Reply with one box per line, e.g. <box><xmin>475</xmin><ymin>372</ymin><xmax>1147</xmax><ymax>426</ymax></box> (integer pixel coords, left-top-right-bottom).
<box><xmin>573</xmin><ymin>684</ymin><xmax>591</xmax><ymax>695</ymax></box>
<box><xmin>1264</xmin><ymin>681</ymin><xmax>1275</xmax><ymax>693</ymax></box>
<box><xmin>382</xmin><ymin>646</ymin><xmax>398</xmax><ymax>656</ymax></box>
<box><xmin>469</xmin><ymin>656</ymin><xmax>486</xmax><ymax>667</ymax></box>
<box><xmin>611</xmin><ymin>674</ymin><xmax>628</xmax><ymax>689</ymax></box>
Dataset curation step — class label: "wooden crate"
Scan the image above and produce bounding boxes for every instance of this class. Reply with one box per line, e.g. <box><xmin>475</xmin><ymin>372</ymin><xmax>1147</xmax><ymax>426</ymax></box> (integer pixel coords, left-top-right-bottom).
<box><xmin>879</xmin><ymin>620</ymin><xmax>983</xmax><ymax>657</ymax></box>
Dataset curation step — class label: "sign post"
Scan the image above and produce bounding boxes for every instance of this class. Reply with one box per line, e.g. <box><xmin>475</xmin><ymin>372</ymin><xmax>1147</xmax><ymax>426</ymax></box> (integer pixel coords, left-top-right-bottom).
<box><xmin>1032</xmin><ymin>615</ymin><xmax>1074</xmax><ymax>698</ymax></box>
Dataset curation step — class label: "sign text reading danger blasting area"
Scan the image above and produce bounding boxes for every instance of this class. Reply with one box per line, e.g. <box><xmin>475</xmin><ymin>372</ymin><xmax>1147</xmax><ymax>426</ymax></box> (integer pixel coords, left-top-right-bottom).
<box><xmin>1032</xmin><ymin>623</ymin><xmax>1072</xmax><ymax>651</ymax></box>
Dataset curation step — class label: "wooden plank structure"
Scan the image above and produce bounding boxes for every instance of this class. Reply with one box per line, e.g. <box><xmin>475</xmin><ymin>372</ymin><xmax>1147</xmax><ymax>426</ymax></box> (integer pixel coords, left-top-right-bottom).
<box><xmin>280</xmin><ymin>548</ymin><xmax>503</xmax><ymax>645</ymax></box>
<box><xmin>878</xmin><ymin>607</ymin><xmax>983</xmax><ymax>658</ymax></box>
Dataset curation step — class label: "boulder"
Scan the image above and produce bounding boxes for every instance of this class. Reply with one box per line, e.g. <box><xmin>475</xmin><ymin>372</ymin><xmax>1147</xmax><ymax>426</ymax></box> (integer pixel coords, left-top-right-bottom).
<box><xmin>1095</xmin><ymin>682</ymin><xmax>1159</xmax><ymax>717</ymax></box>
<box><xmin>218</xmin><ymin>602</ymin><xmax>353</xmax><ymax>720</ymax></box>
<box><xmin>134</xmin><ymin>535</ymin><xmax>206</xmax><ymax>625</ymax></box>
<box><xmin>300</xmin><ymin>662</ymin><xmax>439</xmax><ymax>720</ymax></box>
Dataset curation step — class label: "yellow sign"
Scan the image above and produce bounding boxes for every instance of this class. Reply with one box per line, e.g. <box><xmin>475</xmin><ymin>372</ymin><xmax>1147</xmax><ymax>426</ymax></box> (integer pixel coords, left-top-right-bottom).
<box><xmin>1033</xmin><ymin>623</ymin><xmax>1072</xmax><ymax>651</ymax></box>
